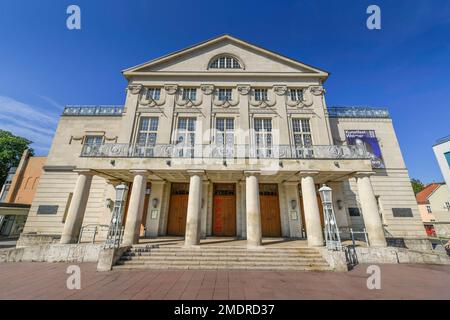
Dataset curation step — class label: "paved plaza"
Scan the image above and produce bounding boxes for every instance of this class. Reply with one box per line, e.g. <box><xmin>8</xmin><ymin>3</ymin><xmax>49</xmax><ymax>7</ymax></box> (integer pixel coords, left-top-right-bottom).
<box><xmin>0</xmin><ymin>262</ymin><xmax>449</xmax><ymax>300</ymax></box>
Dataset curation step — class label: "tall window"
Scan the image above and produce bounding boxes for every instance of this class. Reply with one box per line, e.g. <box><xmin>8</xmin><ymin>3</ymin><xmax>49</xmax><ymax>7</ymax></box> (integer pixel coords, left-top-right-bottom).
<box><xmin>218</xmin><ymin>88</ymin><xmax>232</xmax><ymax>101</ymax></box>
<box><xmin>182</xmin><ymin>88</ymin><xmax>197</xmax><ymax>100</ymax></box>
<box><xmin>445</xmin><ymin>202</ymin><xmax>450</xmax><ymax>212</ymax></box>
<box><xmin>137</xmin><ymin>117</ymin><xmax>159</xmax><ymax>156</ymax></box>
<box><xmin>216</xmin><ymin>118</ymin><xmax>234</xmax><ymax>157</ymax></box>
<box><xmin>426</xmin><ymin>205</ymin><xmax>432</xmax><ymax>213</ymax></box>
<box><xmin>290</xmin><ymin>89</ymin><xmax>303</xmax><ymax>101</ymax></box>
<box><xmin>254</xmin><ymin>118</ymin><xmax>272</xmax><ymax>158</ymax></box>
<box><xmin>146</xmin><ymin>88</ymin><xmax>161</xmax><ymax>100</ymax></box>
<box><xmin>209</xmin><ymin>56</ymin><xmax>241</xmax><ymax>69</ymax></box>
<box><xmin>84</xmin><ymin>135</ymin><xmax>103</xmax><ymax>145</ymax></box>
<box><xmin>254</xmin><ymin>89</ymin><xmax>268</xmax><ymax>101</ymax></box>
<box><xmin>292</xmin><ymin>119</ymin><xmax>312</xmax><ymax>147</ymax></box>
<box><xmin>176</xmin><ymin>117</ymin><xmax>196</xmax><ymax>158</ymax></box>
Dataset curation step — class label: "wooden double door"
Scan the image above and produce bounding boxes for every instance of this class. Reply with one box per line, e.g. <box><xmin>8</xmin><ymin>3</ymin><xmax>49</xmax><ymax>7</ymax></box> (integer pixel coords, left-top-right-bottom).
<box><xmin>259</xmin><ymin>184</ymin><xmax>282</xmax><ymax>237</ymax></box>
<box><xmin>213</xmin><ymin>184</ymin><xmax>236</xmax><ymax>236</ymax></box>
<box><xmin>167</xmin><ymin>183</ymin><xmax>189</xmax><ymax>236</ymax></box>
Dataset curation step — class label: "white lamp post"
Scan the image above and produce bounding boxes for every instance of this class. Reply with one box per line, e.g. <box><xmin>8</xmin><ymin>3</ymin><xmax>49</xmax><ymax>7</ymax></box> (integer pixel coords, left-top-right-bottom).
<box><xmin>319</xmin><ymin>184</ymin><xmax>342</xmax><ymax>251</ymax></box>
<box><xmin>105</xmin><ymin>183</ymin><xmax>128</xmax><ymax>249</ymax></box>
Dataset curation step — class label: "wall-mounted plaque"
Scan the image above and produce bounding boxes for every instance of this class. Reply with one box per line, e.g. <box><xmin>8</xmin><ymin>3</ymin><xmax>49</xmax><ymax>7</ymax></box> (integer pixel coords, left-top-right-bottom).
<box><xmin>290</xmin><ymin>211</ymin><xmax>298</xmax><ymax>220</ymax></box>
<box><xmin>392</xmin><ymin>208</ymin><xmax>413</xmax><ymax>218</ymax></box>
<box><xmin>151</xmin><ymin>210</ymin><xmax>159</xmax><ymax>219</ymax></box>
<box><xmin>37</xmin><ymin>205</ymin><xmax>58</xmax><ymax>215</ymax></box>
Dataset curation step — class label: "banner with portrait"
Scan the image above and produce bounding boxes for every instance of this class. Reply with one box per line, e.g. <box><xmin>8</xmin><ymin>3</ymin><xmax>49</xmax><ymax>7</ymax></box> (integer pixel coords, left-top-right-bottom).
<box><xmin>345</xmin><ymin>130</ymin><xmax>385</xmax><ymax>169</ymax></box>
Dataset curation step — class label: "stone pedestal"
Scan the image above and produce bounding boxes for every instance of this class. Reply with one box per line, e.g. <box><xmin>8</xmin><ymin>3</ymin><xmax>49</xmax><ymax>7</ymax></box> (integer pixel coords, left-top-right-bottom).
<box><xmin>60</xmin><ymin>170</ymin><xmax>93</xmax><ymax>244</ymax></box>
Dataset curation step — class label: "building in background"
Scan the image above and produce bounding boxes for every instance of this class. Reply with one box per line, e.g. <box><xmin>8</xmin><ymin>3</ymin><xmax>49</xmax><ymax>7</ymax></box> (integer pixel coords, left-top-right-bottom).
<box><xmin>19</xmin><ymin>35</ymin><xmax>428</xmax><ymax>250</ymax></box>
<box><xmin>416</xmin><ymin>183</ymin><xmax>450</xmax><ymax>238</ymax></box>
<box><xmin>433</xmin><ymin>136</ymin><xmax>450</xmax><ymax>193</ymax></box>
<box><xmin>0</xmin><ymin>150</ymin><xmax>46</xmax><ymax>237</ymax></box>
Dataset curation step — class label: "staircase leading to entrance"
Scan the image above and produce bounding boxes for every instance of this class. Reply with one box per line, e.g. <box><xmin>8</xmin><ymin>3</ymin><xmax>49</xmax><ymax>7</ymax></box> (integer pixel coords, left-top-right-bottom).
<box><xmin>114</xmin><ymin>245</ymin><xmax>332</xmax><ymax>271</ymax></box>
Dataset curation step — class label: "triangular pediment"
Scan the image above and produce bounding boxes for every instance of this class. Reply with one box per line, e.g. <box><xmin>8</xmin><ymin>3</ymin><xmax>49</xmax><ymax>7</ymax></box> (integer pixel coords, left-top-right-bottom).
<box><xmin>123</xmin><ymin>35</ymin><xmax>328</xmax><ymax>78</ymax></box>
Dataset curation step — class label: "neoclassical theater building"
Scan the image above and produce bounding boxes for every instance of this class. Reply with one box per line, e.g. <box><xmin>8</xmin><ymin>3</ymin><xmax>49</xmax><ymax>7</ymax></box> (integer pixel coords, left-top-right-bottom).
<box><xmin>19</xmin><ymin>35</ymin><xmax>427</xmax><ymax>250</ymax></box>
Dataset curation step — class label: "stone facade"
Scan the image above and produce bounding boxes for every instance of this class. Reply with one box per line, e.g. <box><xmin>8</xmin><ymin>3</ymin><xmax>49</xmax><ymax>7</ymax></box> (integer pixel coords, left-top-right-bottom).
<box><xmin>20</xmin><ymin>35</ymin><xmax>427</xmax><ymax>250</ymax></box>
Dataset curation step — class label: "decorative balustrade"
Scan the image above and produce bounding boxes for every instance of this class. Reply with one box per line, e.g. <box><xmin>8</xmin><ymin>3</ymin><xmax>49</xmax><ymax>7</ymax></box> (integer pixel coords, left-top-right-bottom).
<box><xmin>63</xmin><ymin>105</ymin><xmax>124</xmax><ymax>116</ymax></box>
<box><xmin>328</xmin><ymin>106</ymin><xmax>390</xmax><ymax>118</ymax></box>
<box><xmin>81</xmin><ymin>143</ymin><xmax>369</xmax><ymax>160</ymax></box>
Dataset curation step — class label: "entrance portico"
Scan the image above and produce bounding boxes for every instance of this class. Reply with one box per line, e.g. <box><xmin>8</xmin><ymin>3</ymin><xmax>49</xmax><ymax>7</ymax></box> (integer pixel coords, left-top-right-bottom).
<box><xmin>59</xmin><ymin>164</ymin><xmax>387</xmax><ymax>249</ymax></box>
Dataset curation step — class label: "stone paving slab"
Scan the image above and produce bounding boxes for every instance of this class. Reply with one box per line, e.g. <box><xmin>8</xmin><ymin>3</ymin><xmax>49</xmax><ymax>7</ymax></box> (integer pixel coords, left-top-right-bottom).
<box><xmin>0</xmin><ymin>262</ymin><xmax>449</xmax><ymax>300</ymax></box>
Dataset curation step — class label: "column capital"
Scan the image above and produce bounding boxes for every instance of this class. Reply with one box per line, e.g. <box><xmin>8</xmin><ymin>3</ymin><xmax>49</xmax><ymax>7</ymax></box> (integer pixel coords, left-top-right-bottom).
<box><xmin>354</xmin><ymin>171</ymin><xmax>375</xmax><ymax>179</ymax></box>
<box><xmin>130</xmin><ymin>169</ymin><xmax>150</xmax><ymax>176</ymax></box>
<box><xmin>244</xmin><ymin>170</ymin><xmax>260</xmax><ymax>177</ymax></box>
<box><xmin>106</xmin><ymin>179</ymin><xmax>123</xmax><ymax>186</ymax></box>
<box><xmin>187</xmin><ymin>170</ymin><xmax>205</xmax><ymax>177</ymax></box>
<box><xmin>298</xmin><ymin>171</ymin><xmax>319</xmax><ymax>178</ymax></box>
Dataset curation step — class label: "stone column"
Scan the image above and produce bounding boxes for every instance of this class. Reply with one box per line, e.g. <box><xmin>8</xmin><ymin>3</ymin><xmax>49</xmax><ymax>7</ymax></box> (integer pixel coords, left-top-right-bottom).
<box><xmin>184</xmin><ymin>170</ymin><xmax>204</xmax><ymax>246</ymax></box>
<box><xmin>60</xmin><ymin>170</ymin><xmax>93</xmax><ymax>244</ymax></box>
<box><xmin>122</xmin><ymin>170</ymin><xmax>148</xmax><ymax>246</ymax></box>
<box><xmin>300</xmin><ymin>172</ymin><xmax>324</xmax><ymax>247</ymax></box>
<box><xmin>245</xmin><ymin>171</ymin><xmax>262</xmax><ymax>248</ymax></box>
<box><xmin>356</xmin><ymin>172</ymin><xmax>387</xmax><ymax>247</ymax></box>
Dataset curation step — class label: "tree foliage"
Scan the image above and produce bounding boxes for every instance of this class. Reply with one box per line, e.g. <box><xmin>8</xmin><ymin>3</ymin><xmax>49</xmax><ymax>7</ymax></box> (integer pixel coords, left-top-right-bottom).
<box><xmin>0</xmin><ymin>130</ymin><xmax>34</xmax><ymax>187</ymax></box>
<box><xmin>411</xmin><ymin>178</ymin><xmax>425</xmax><ymax>194</ymax></box>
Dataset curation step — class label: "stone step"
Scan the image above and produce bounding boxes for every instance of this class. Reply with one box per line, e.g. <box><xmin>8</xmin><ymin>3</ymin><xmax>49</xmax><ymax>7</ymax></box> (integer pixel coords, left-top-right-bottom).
<box><xmin>114</xmin><ymin>264</ymin><xmax>332</xmax><ymax>271</ymax></box>
<box><xmin>130</xmin><ymin>245</ymin><xmax>314</xmax><ymax>251</ymax></box>
<box><xmin>116</xmin><ymin>259</ymin><xmax>329</xmax><ymax>267</ymax></box>
<box><xmin>124</xmin><ymin>251</ymin><xmax>322</xmax><ymax>258</ymax></box>
<box><xmin>119</xmin><ymin>255</ymin><xmax>326</xmax><ymax>263</ymax></box>
<box><xmin>128</xmin><ymin>248</ymin><xmax>318</xmax><ymax>254</ymax></box>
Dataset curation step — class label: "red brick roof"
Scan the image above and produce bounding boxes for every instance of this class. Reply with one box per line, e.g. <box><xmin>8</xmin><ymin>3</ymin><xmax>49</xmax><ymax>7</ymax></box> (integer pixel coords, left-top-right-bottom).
<box><xmin>416</xmin><ymin>183</ymin><xmax>443</xmax><ymax>204</ymax></box>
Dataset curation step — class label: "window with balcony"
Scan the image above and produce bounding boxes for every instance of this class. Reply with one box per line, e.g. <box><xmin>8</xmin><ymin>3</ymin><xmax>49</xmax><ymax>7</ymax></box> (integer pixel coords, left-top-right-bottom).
<box><xmin>209</xmin><ymin>56</ymin><xmax>241</xmax><ymax>69</ymax></box>
<box><xmin>292</xmin><ymin>119</ymin><xmax>312</xmax><ymax>147</ymax></box>
<box><xmin>216</xmin><ymin>118</ymin><xmax>234</xmax><ymax>157</ymax></box>
<box><xmin>254</xmin><ymin>89</ymin><xmax>268</xmax><ymax>101</ymax></box>
<box><xmin>137</xmin><ymin>117</ymin><xmax>159</xmax><ymax>156</ymax></box>
<box><xmin>182</xmin><ymin>88</ymin><xmax>197</xmax><ymax>101</ymax></box>
<box><xmin>146</xmin><ymin>88</ymin><xmax>161</xmax><ymax>100</ymax></box>
<box><xmin>289</xmin><ymin>89</ymin><xmax>304</xmax><ymax>101</ymax></box>
<box><xmin>218</xmin><ymin>88</ymin><xmax>232</xmax><ymax>101</ymax></box>
<box><xmin>254</xmin><ymin>118</ymin><xmax>272</xmax><ymax>158</ymax></box>
<box><xmin>176</xmin><ymin>117</ymin><xmax>196</xmax><ymax>158</ymax></box>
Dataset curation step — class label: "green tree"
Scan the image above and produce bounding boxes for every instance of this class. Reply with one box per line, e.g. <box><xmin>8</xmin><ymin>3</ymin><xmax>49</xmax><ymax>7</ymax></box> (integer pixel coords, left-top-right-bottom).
<box><xmin>411</xmin><ymin>178</ymin><xmax>425</xmax><ymax>194</ymax></box>
<box><xmin>0</xmin><ymin>130</ymin><xmax>34</xmax><ymax>187</ymax></box>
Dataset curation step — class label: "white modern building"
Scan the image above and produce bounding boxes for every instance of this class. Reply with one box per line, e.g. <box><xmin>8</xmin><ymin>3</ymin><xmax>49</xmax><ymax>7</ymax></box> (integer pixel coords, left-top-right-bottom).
<box><xmin>18</xmin><ymin>35</ymin><xmax>428</xmax><ymax>251</ymax></box>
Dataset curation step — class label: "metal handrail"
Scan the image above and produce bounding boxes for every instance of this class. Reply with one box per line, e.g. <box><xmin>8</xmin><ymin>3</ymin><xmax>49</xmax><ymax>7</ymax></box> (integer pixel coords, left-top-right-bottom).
<box><xmin>328</xmin><ymin>106</ymin><xmax>390</xmax><ymax>118</ymax></box>
<box><xmin>81</xmin><ymin>143</ymin><xmax>369</xmax><ymax>160</ymax></box>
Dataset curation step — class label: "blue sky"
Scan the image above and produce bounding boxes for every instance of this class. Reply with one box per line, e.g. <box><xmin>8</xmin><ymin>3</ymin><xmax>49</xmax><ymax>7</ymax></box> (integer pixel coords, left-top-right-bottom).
<box><xmin>0</xmin><ymin>0</ymin><xmax>449</xmax><ymax>183</ymax></box>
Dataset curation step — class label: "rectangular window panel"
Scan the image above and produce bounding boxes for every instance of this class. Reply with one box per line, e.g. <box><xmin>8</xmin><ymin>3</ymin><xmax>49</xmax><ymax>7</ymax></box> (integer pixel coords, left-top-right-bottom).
<box><xmin>254</xmin><ymin>118</ymin><xmax>272</xmax><ymax>158</ymax></box>
<box><xmin>445</xmin><ymin>152</ymin><xmax>450</xmax><ymax>166</ymax></box>
<box><xmin>176</xmin><ymin>117</ymin><xmax>196</xmax><ymax>158</ymax></box>
<box><xmin>136</xmin><ymin>117</ymin><xmax>159</xmax><ymax>157</ymax></box>
<box><xmin>216</xmin><ymin>118</ymin><xmax>234</xmax><ymax>157</ymax></box>
<box><xmin>290</xmin><ymin>89</ymin><xmax>303</xmax><ymax>101</ymax></box>
<box><xmin>218</xmin><ymin>88</ymin><xmax>232</xmax><ymax>101</ymax></box>
<box><xmin>182</xmin><ymin>88</ymin><xmax>197</xmax><ymax>100</ymax></box>
<box><xmin>254</xmin><ymin>89</ymin><xmax>268</xmax><ymax>101</ymax></box>
<box><xmin>146</xmin><ymin>88</ymin><xmax>161</xmax><ymax>100</ymax></box>
<box><xmin>292</xmin><ymin>119</ymin><xmax>312</xmax><ymax>148</ymax></box>
<box><xmin>84</xmin><ymin>135</ymin><xmax>103</xmax><ymax>145</ymax></box>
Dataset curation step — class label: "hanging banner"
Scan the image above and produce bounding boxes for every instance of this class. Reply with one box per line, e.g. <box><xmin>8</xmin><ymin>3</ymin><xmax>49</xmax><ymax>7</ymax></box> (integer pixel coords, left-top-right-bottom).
<box><xmin>345</xmin><ymin>130</ymin><xmax>385</xmax><ymax>169</ymax></box>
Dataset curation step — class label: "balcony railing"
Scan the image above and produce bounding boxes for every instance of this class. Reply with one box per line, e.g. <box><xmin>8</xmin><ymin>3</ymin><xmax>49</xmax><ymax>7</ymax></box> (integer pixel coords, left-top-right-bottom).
<box><xmin>62</xmin><ymin>105</ymin><xmax>124</xmax><ymax>116</ymax></box>
<box><xmin>328</xmin><ymin>106</ymin><xmax>390</xmax><ymax>118</ymax></box>
<box><xmin>81</xmin><ymin>144</ymin><xmax>369</xmax><ymax>160</ymax></box>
